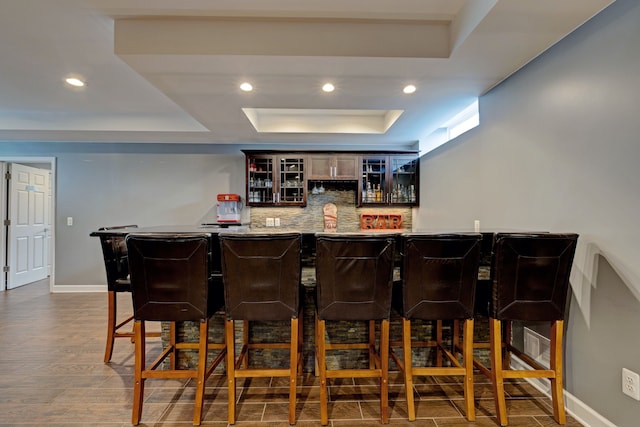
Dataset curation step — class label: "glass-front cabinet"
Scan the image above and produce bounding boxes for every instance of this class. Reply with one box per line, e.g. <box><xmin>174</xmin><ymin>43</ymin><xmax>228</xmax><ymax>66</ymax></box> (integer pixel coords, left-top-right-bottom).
<box><xmin>278</xmin><ymin>156</ymin><xmax>306</xmax><ymax>205</ymax></box>
<box><xmin>389</xmin><ymin>155</ymin><xmax>418</xmax><ymax>204</ymax></box>
<box><xmin>360</xmin><ymin>155</ymin><xmax>387</xmax><ymax>204</ymax></box>
<box><xmin>247</xmin><ymin>154</ymin><xmax>274</xmax><ymax>205</ymax></box>
<box><xmin>359</xmin><ymin>154</ymin><xmax>418</xmax><ymax>206</ymax></box>
<box><xmin>246</xmin><ymin>154</ymin><xmax>306</xmax><ymax>206</ymax></box>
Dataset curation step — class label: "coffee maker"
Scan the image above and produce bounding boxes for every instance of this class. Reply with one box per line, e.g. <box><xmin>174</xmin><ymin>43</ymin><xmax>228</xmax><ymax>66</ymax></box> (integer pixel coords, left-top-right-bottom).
<box><xmin>216</xmin><ymin>194</ymin><xmax>243</xmax><ymax>223</ymax></box>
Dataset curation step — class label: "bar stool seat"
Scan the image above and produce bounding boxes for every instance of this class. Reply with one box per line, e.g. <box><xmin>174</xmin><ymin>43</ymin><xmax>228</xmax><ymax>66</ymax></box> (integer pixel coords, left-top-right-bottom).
<box><xmin>219</xmin><ymin>232</ymin><xmax>303</xmax><ymax>425</ymax></box>
<box><xmin>126</xmin><ymin>233</ymin><xmax>226</xmax><ymax>426</ymax></box>
<box><xmin>314</xmin><ymin>233</ymin><xmax>396</xmax><ymax>425</ymax></box>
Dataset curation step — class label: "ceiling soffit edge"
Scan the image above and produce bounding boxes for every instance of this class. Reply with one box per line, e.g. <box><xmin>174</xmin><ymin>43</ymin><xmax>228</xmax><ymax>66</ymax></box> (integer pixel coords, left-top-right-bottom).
<box><xmin>114</xmin><ymin>17</ymin><xmax>451</xmax><ymax>58</ymax></box>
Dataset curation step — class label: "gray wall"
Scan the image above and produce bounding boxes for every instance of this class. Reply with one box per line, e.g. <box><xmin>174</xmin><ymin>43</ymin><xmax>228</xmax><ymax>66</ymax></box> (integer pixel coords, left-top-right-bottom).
<box><xmin>415</xmin><ymin>0</ymin><xmax>640</xmax><ymax>425</ymax></box>
<box><xmin>0</xmin><ymin>144</ymin><xmax>246</xmax><ymax>289</ymax></box>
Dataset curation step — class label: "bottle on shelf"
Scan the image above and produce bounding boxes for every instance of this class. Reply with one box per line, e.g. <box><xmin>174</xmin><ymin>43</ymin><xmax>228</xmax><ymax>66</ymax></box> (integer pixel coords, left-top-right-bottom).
<box><xmin>365</xmin><ymin>181</ymin><xmax>373</xmax><ymax>202</ymax></box>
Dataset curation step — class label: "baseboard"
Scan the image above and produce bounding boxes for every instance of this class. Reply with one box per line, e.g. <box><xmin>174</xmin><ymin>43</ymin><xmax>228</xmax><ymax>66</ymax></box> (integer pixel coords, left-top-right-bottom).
<box><xmin>510</xmin><ymin>355</ymin><xmax>616</xmax><ymax>427</ymax></box>
<box><xmin>51</xmin><ymin>284</ymin><xmax>106</xmax><ymax>293</ymax></box>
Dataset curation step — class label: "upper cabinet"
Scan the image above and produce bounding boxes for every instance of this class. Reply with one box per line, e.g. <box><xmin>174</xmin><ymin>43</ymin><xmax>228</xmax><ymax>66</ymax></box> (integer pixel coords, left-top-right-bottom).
<box><xmin>244</xmin><ymin>150</ymin><xmax>418</xmax><ymax>207</ymax></box>
<box><xmin>247</xmin><ymin>154</ymin><xmax>306</xmax><ymax>206</ymax></box>
<box><xmin>307</xmin><ymin>154</ymin><xmax>359</xmax><ymax>180</ymax></box>
<box><xmin>359</xmin><ymin>154</ymin><xmax>418</xmax><ymax>206</ymax></box>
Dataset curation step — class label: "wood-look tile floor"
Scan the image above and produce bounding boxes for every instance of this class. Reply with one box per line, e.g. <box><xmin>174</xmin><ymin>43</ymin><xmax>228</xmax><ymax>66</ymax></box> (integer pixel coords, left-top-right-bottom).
<box><xmin>0</xmin><ymin>280</ymin><xmax>585</xmax><ymax>427</ymax></box>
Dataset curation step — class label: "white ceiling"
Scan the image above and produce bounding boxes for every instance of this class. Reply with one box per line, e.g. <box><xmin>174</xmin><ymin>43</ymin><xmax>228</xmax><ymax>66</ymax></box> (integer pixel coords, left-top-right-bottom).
<box><xmin>0</xmin><ymin>0</ymin><xmax>614</xmax><ymax>150</ymax></box>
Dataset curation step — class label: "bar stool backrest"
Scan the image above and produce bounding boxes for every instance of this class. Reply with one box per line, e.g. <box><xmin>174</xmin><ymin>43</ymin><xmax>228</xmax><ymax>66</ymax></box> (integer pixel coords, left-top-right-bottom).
<box><xmin>316</xmin><ymin>233</ymin><xmax>396</xmax><ymax>321</ymax></box>
<box><xmin>126</xmin><ymin>233</ymin><xmax>217</xmax><ymax>322</ymax></box>
<box><xmin>98</xmin><ymin>225</ymin><xmax>138</xmax><ymax>291</ymax></box>
<box><xmin>220</xmin><ymin>232</ymin><xmax>302</xmax><ymax>321</ymax></box>
<box><xmin>491</xmin><ymin>233</ymin><xmax>578</xmax><ymax>321</ymax></box>
<box><xmin>400</xmin><ymin>233</ymin><xmax>481</xmax><ymax>320</ymax></box>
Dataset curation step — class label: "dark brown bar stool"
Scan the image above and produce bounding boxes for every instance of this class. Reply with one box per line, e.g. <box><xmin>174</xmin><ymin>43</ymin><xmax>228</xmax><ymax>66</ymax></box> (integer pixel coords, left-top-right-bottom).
<box><xmin>391</xmin><ymin>233</ymin><xmax>481</xmax><ymax>421</ymax></box>
<box><xmin>219</xmin><ymin>232</ymin><xmax>303</xmax><ymax>425</ymax></box>
<box><xmin>126</xmin><ymin>233</ymin><xmax>226</xmax><ymax>426</ymax></box>
<box><xmin>475</xmin><ymin>233</ymin><xmax>578</xmax><ymax>426</ymax></box>
<box><xmin>315</xmin><ymin>233</ymin><xmax>396</xmax><ymax>425</ymax></box>
<box><xmin>97</xmin><ymin>225</ymin><xmax>161</xmax><ymax>363</ymax></box>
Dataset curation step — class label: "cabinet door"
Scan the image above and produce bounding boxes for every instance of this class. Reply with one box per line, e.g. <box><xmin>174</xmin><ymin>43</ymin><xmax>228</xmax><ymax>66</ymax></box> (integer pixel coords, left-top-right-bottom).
<box><xmin>333</xmin><ymin>155</ymin><xmax>359</xmax><ymax>180</ymax></box>
<box><xmin>308</xmin><ymin>155</ymin><xmax>358</xmax><ymax>180</ymax></box>
<box><xmin>389</xmin><ymin>156</ymin><xmax>418</xmax><ymax>205</ymax></box>
<box><xmin>278</xmin><ymin>156</ymin><xmax>306</xmax><ymax>205</ymax></box>
<box><xmin>359</xmin><ymin>156</ymin><xmax>388</xmax><ymax>205</ymax></box>
<box><xmin>247</xmin><ymin>155</ymin><xmax>276</xmax><ymax>205</ymax></box>
<box><xmin>307</xmin><ymin>155</ymin><xmax>333</xmax><ymax>180</ymax></box>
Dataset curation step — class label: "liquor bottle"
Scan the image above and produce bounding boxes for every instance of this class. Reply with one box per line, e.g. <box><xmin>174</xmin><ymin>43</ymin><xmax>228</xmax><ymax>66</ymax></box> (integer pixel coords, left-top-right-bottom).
<box><xmin>375</xmin><ymin>184</ymin><xmax>382</xmax><ymax>202</ymax></box>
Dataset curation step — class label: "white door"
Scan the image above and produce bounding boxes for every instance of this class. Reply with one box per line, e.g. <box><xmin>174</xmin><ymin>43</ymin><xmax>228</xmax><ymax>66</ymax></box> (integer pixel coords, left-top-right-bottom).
<box><xmin>47</xmin><ymin>171</ymin><xmax>52</xmax><ymax>276</ymax></box>
<box><xmin>7</xmin><ymin>163</ymin><xmax>50</xmax><ymax>289</ymax></box>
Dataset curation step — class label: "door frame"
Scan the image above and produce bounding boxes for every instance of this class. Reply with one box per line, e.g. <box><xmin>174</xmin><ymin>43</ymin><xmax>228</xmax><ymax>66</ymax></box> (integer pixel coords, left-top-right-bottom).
<box><xmin>1</xmin><ymin>157</ymin><xmax>56</xmax><ymax>292</ymax></box>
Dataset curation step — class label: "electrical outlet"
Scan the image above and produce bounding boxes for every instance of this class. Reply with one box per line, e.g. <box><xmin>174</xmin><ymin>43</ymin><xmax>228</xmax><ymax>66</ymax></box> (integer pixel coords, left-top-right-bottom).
<box><xmin>67</xmin><ymin>216</ymin><xmax>73</xmax><ymax>226</ymax></box>
<box><xmin>266</xmin><ymin>218</ymin><xmax>274</xmax><ymax>227</ymax></box>
<box><xmin>622</xmin><ymin>368</ymin><xmax>640</xmax><ymax>400</ymax></box>
<box><xmin>274</xmin><ymin>218</ymin><xmax>280</xmax><ymax>227</ymax></box>
<box><xmin>474</xmin><ymin>220</ymin><xmax>480</xmax><ymax>232</ymax></box>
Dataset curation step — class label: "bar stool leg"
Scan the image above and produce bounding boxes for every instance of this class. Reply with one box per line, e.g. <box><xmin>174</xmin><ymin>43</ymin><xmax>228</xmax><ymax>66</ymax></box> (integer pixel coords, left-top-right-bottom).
<box><xmin>193</xmin><ymin>320</ymin><xmax>210</xmax><ymax>425</ymax></box>
<box><xmin>225</xmin><ymin>319</ymin><xmax>237</xmax><ymax>424</ymax></box>
<box><xmin>490</xmin><ymin>318</ymin><xmax>508</xmax><ymax>426</ymax></box>
<box><xmin>168</xmin><ymin>322</ymin><xmax>177</xmax><ymax>370</ymax></box>
<box><xmin>379</xmin><ymin>319</ymin><xmax>390</xmax><ymax>424</ymax></box>
<box><xmin>550</xmin><ymin>320</ymin><xmax>567</xmax><ymax>424</ymax></box>
<box><xmin>402</xmin><ymin>317</ymin><xmax>416</xmax><ymax>421</ymax></box>
<box><xmin>288</xmin><ymin>317</ymin><xmax>299</xmax><ymax>424</ymax></box>
<box><xmin>316</xmin><ymin>314</ymin><xmax>329</xmax><ymax>425</ymax></box>
<box><xmin>104</xmin><ymin>291</ymin><xmax>117</xmax><ymax>363</ymax></box>
<box><xmin>462</xmin><ymin>318</ymin><xmax>476</xmax><ymax>421</ymax></box>
<box><xmin>132</xmin><ymin>320</ymin><xmax>145</xmax><ymax>425</ymax></box>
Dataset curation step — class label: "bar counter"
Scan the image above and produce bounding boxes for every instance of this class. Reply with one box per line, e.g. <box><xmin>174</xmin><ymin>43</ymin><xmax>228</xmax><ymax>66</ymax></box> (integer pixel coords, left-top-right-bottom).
<box><xmin>91</xmin><ymin>225</ymin><xmax>492</xmax><ymax>372</ymax></box>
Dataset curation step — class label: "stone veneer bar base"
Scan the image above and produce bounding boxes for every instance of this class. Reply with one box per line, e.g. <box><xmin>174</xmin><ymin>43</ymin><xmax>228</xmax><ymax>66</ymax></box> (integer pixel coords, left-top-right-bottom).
<box><xmin>162</xmin><ymin>286</ymin><xmax>487</xmax><ymax>372</ymax></box>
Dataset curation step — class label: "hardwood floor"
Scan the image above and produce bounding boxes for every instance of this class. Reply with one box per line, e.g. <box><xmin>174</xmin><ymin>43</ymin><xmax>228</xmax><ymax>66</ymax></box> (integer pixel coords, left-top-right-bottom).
<box><xmin>0</xmin><ymin>280</ymin><xmax>584</xmax><ymax>426</ymax></box>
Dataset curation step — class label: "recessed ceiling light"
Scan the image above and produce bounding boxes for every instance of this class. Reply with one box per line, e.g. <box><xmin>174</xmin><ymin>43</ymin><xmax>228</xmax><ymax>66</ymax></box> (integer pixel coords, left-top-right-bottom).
<box><xmin>65</xmin><ymin>77</ymin><xmax>85</xmax><ymax>87</ymax></box>
<box><xmin>240</xmin><ymin>82</ymin><xmax>253</xmax><ymax>92</ymax></box>
<box><xmin>322</xmin><ymin>83</ymin><xmax>335</xmax><ymax>93</ymax></box>
<box><xmin>403</xmin><ymin>84</ymin><xmax>416</xmax><ymax>94</ymax></box>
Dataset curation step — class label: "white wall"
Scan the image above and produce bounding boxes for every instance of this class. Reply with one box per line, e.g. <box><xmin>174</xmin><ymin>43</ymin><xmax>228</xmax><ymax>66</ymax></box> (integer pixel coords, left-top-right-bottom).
<box><xmin>416</xmin><ymin>0</ymin><xmax>640</xmax><ymax>425</ymax></box>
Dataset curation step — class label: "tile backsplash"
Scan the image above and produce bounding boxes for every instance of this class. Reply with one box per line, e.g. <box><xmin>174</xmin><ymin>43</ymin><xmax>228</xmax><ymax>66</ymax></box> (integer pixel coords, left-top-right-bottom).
<box><xmin>249</xmin><ymin>188</ymin><xmax>412</xmax><ymax>232</ymax></box>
